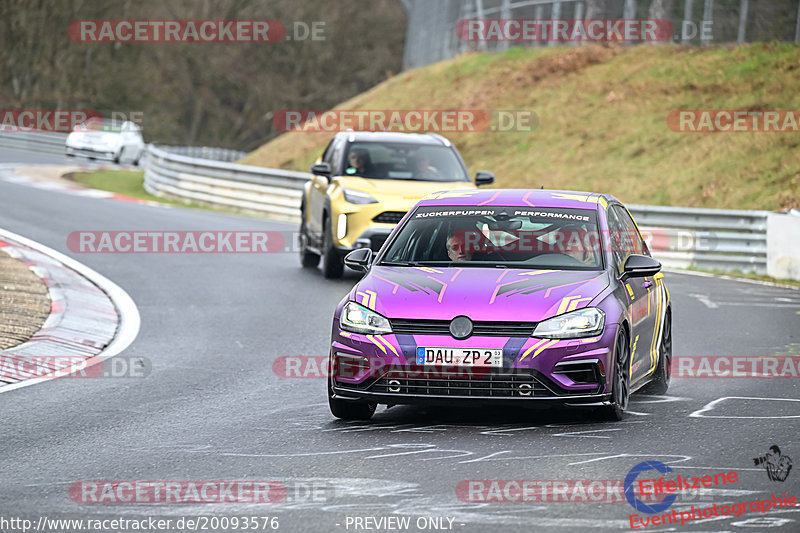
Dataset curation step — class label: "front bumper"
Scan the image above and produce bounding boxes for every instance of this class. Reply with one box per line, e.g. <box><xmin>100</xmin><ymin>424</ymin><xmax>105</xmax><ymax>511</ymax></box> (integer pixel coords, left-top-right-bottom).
<box><xmin>337</xmin><ymin>227</ymin><xmax>394</xmax><ymax>254</ymax></box>
<box><xmin>65</xmin><ymin>144</ymin><xmax>117</xmax><ymax>160</ymax></box>
<box><xmin>330</xmin><ymin>365</ymin><xmax>612</xmax><ymax>407</ymax></box>
<box><xmin>329</xmin><ymin>324</ymin><xmax>618</xmax><ymax>407</ymax></box>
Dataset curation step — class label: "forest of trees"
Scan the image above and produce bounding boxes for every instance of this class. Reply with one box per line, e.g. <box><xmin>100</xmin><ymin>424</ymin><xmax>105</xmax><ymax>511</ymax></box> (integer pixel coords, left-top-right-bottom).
<box><xmin>0</xmin><ymin>0</ymin><xmax>407</xmax><ymax>150</ymax></box>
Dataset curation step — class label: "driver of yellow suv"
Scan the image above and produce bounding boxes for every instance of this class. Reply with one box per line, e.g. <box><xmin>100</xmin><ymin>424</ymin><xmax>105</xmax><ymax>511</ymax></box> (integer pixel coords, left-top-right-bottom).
<box><xmin>346</xmin><ymin>147</ymin><xmax>373</xmax><ymax>177</ymax></box>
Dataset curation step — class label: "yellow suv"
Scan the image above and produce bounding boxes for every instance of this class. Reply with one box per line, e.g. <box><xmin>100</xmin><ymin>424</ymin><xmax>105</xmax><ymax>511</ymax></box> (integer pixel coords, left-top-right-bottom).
<box><xmin>299</xmin><ymin>131</ymin><xmax>494</xmax><ymax>278</ymax></box>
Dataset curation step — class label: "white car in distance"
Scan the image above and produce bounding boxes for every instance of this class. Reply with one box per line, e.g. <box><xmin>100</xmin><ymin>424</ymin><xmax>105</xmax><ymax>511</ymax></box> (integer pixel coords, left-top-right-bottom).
<box><xmin>65</xmin><ymin>118</ymin><xmax>145</xmax><ymax>165</ymax></box>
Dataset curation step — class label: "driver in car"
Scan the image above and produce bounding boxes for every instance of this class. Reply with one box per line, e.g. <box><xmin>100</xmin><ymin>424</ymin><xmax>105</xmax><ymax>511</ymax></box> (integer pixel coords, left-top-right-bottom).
<box><xmin>414</xmin><ymin>151</ymin><xmax>440</xmax><ymax>179</ymax></box>
<box><xmin>446</xmin><ymin>230</ymin><xmax>473</xmax><ymax>262</ymax></box>
<box><xmin>346</xmin><ymin>148</ymin><xmax>372</xmax><ymax>176</ymax></box>
<box><xmin>559</xmin><ymin>223</ymin><xmax>595</xmax><ymax>265</ymax></box>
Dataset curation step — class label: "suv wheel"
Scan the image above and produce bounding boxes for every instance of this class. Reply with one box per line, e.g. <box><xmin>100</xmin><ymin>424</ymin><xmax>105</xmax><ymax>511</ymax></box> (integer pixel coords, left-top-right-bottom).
<box><xmin>321</xmin><ymin>216</ymin><xmax>344</xmax><ymax>279</ymax></box>
<box><xmin>299</xmin><ymin>204</ymin><xmax>320</xmax><ymax>268</ymax></box>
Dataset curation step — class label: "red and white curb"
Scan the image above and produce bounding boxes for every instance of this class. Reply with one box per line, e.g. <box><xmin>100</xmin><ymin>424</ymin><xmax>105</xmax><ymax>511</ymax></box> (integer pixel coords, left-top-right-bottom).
<box><xmin>0</xmin><ymin>228</ymin><xmax>140</xmax><ymax>393</ymax></box>
<box><xmin>0</xmin><ymin>164</ymin><xmax>166</xmax><ymax>206</ymax></box>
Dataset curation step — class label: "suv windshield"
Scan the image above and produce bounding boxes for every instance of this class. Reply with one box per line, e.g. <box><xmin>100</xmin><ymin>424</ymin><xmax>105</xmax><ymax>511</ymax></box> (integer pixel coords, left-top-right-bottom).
<box><xmin>343</xmin><ymin>142</ymin><xmax>469</xmax><ymax>182</ymax></box>
<box><xmin>381</xmin><ymin>205</ymin><xmax>603</xmax><ymax>270</ymax></box>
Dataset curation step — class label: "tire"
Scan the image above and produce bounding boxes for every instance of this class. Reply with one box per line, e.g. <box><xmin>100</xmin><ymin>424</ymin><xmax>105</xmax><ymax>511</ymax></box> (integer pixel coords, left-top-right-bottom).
<box><xmin>113</xmin><ymin>150</ymin><xmax>121</xmax><ymax>164</ymax></box>
<box><xmin>321</xmin><ymin>216</ymin><xmax>344</xmax><ymax>279</ymax></box>
<box><xmin>598</xmin><ymin>329</ymin><xmax>631</xmax><ymax>421</ymax></box>
<box><xmin>328</xmin><ymin>378</ymin><xmax>376</xmax><ymax>421</ymax></box>
<box><xmin>642</xmin><ymin>311</ymin><xmax>672</xmax><ymax>395</ymax></box>
<box><xmin>298</xmin><ymin>204</ymin><xmax>320</xmax><ymax>268</ymax></box>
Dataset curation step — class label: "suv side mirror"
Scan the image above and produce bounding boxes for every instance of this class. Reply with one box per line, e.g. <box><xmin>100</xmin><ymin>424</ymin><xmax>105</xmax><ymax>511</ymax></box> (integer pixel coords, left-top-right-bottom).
<box><xmin>475</xmin><ymin>171</ymin><xmax>495</xmax><ymax>186</ymax></box>
<box><xmin>620</xmin><ymin>254</ymin><xmax>661</xmax><ymax>281</ymax></box>
<box><xmin>344</xmin><ymin>248</ymin><xmax>373</xmax><ymax>272</ymax></box>
<box><xmin>310</xmin><ymin>162</ymin><xmax>332</xmax><ymax>178</ymax></box>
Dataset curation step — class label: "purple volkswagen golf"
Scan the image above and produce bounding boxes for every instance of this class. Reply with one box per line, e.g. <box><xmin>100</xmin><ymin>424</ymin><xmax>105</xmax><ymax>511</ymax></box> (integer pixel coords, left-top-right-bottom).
<box><xmin>328</xmin><ymin>189</ymin><xmax>672</xmax><ymax>421</ymax></box>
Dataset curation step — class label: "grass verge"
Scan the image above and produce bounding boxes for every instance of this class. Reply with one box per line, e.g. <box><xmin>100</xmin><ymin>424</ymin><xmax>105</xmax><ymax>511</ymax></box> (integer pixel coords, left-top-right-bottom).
<box><xmin>243</xmin><ymin>43</ymin><xmax>800</xmax><ymax>211</ymax></box>
<box><xmin>68</xmin><ymin>170</ymin><xmax>249</xmax><ymax>215</ymax></box>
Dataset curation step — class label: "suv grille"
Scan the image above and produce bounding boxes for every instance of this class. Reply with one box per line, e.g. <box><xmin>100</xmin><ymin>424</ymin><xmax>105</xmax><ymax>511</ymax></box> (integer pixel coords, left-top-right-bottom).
<box><xmin>390</xmin><ymin>319</ymin><xmax>536</xmax><ymax>338</ymax></box>
<box><xmin>372</xmin><ymin>211</ymin><xmax>406</xmax><ymax>224</ymax></box>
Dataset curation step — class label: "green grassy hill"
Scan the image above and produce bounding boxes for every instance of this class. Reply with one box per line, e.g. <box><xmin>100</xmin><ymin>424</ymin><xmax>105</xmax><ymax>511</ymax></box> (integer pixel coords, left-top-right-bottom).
<box><xmin>243</xmin><ymin>43</ymin><xmax>800</xmax><ymax>210</ymax></box>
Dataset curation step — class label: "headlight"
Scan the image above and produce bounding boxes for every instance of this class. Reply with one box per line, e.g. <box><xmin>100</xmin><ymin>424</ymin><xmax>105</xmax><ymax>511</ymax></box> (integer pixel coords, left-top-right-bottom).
<box><xmin>343</xmin><ymin>188</ymin><xmax>378</xmax><ymax>204</ymax></box>
<box><xmin>340</xmin><ymin>301</ymin><xmax>392</xmax><ymax>334</ymax></box>
<box><xmin>533</xmin><ymin>308</ymin><xmax>605</xmax><ymax>339</ymax></box>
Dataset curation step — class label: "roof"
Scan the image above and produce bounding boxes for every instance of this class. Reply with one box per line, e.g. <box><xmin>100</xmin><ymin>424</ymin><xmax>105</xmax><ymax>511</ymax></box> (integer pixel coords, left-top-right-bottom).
<box><xmin>335</xmin><ymin>130</ymin><xmax>451</xmax><ymax>146</ymax></box>
<box><xmin>417</xmin><ymin>188</ymin><xmax>619</xmax><ymax>209</ymax></box>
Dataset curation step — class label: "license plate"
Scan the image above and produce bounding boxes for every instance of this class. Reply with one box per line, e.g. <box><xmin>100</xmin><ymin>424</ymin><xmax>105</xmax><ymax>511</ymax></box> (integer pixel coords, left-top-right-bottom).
<box><xmin>416</xmin><ymin>347</ymin><xmax>503</xmax><ymax>367</ymax></box>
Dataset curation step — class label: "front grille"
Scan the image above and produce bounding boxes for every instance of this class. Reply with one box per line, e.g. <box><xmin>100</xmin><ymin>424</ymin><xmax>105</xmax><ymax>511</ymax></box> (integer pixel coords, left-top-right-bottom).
<box><xmin>372</xmin><ymin>211</ymin><xmax>406</xmax><ymax>224</ymax></box>
<box><xmin>390</xmin><ymin>318</ymin><xmax>536</xmax><ymax>337</ymax></box>
<box><xmin>370</xmin><ymin>368</ymin><xmax>551</xmax><ymax>397</ymax></box>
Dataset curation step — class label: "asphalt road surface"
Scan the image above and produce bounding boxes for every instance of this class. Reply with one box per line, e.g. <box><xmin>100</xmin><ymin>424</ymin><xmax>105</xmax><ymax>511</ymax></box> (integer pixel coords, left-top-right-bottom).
<box><xmin>0</xmin><ymin>146</ymin><xmax>798</xmax><ymax>532</ymax></box>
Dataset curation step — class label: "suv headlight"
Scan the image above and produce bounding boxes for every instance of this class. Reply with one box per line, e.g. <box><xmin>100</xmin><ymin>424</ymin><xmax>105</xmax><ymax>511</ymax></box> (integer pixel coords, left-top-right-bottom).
<box><xmin>340</xmin><ymin>301</ymin><xmax>392</xmax><ymax>334</ymax></box>
<box><xmin>343</xmin><ymin>188</ymin><xmax>378</xmax><ymax>204</ymax></box>
<box><xmin>533</xmin><ymin>308</ymin><xmax>605</xmax><ymax>339</ymax></box>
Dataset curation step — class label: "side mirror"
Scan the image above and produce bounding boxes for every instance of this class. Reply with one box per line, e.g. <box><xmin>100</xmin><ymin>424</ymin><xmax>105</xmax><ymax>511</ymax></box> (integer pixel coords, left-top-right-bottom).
<box><xmin>310</xmin><ymin>162</ymin><xmax>332</xmax><ymax>178</ymax></box>
<box><xmin>620</xmin><ymin>254</ymin><xmax>661</xmax><ymax>281</ymax></box>
<box><xmin>475</xmin><ymin>170</ymin><xmax>495</xmax><ymax>186</ymax></box>
<box><xmin>344</xmin><ymin>248</ymin><xmax>373</xmax><ymax>272</ymax></box>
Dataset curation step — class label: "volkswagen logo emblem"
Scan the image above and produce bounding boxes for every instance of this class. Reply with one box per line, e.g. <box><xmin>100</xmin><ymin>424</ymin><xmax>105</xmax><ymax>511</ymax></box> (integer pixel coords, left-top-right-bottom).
<box><xmin>449</xmin><ymin>316</ymin><xmax>473</xmax><ymax>340</ymax></box>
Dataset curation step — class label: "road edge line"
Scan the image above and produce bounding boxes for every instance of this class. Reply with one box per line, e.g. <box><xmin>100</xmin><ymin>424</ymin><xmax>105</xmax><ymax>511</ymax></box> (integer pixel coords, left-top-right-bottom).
<box><xmin>0</xmin><ymin>227</ymin><xmax>140</xmax><ymax>394</ymax></box>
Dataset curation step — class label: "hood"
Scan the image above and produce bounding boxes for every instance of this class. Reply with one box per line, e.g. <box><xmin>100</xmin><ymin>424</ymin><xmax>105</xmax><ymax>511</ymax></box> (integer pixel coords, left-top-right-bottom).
<box><xmin>81</xmin><ymin>130</ymin><xmax>121</xmax><ymax>143</ymax></box>
<box><xmin>333</xmin><ymin>176</ymin><xmax>475</xmax><ymax>199</ymax></box>
<box><xmin>354</xmin><ymin>266</ymin><xmax>610</xmax><ymax>323</ymax></box>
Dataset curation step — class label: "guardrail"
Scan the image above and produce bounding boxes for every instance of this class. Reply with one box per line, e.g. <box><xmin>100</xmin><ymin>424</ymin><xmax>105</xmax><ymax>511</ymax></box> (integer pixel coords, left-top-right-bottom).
<box><xmin>143</xmin><ymin>144</ymin><xmax>307</xmax><ymax>223</ymax></box>
<box><xmin>142</xmin><ymin>145</ymin><xmax>769</xmax><ymax>274</ymax></box>
<box><xmin>154</xmin><ymin>144</ymin><xmax>247</xmax><ymax>162</ymax></box>
<box><xmin>0</xmin><ymin>133</ymin><xmax>782</xmax><ymax>277</ymax></box>
<box><xmin>630</xmin><ymin>205</ymin><xmax>769</xmax><ymax>274</ymax></box>
<box><xmin>0</xmin><ymin>129</ymin><xmax>68</xmax><ymax>154</ymax></box>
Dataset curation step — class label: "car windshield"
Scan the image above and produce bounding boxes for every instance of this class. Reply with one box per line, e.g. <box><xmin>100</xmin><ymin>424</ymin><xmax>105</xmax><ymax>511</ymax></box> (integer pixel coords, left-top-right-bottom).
<box><xmin>75</xmin><ymin>118</ymin><xmax>125</xmax><ymax>133</ymax></box>
<box><xmin>380</xmin><ymin>205</ymin><xmax>603</xmax><ymax>270</ymax></box>
<box><xmin>343</xmin><ymin>142</ymin><xmax>469</xmax><ymax>182</ymax></box>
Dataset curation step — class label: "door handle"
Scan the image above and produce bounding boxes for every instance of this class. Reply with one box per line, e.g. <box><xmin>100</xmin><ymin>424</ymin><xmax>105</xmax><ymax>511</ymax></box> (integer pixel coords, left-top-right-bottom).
<box><xmin>643</xmin><ymin>281</ymin><xmax>653</xmax><ymax>288</ymax></box>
